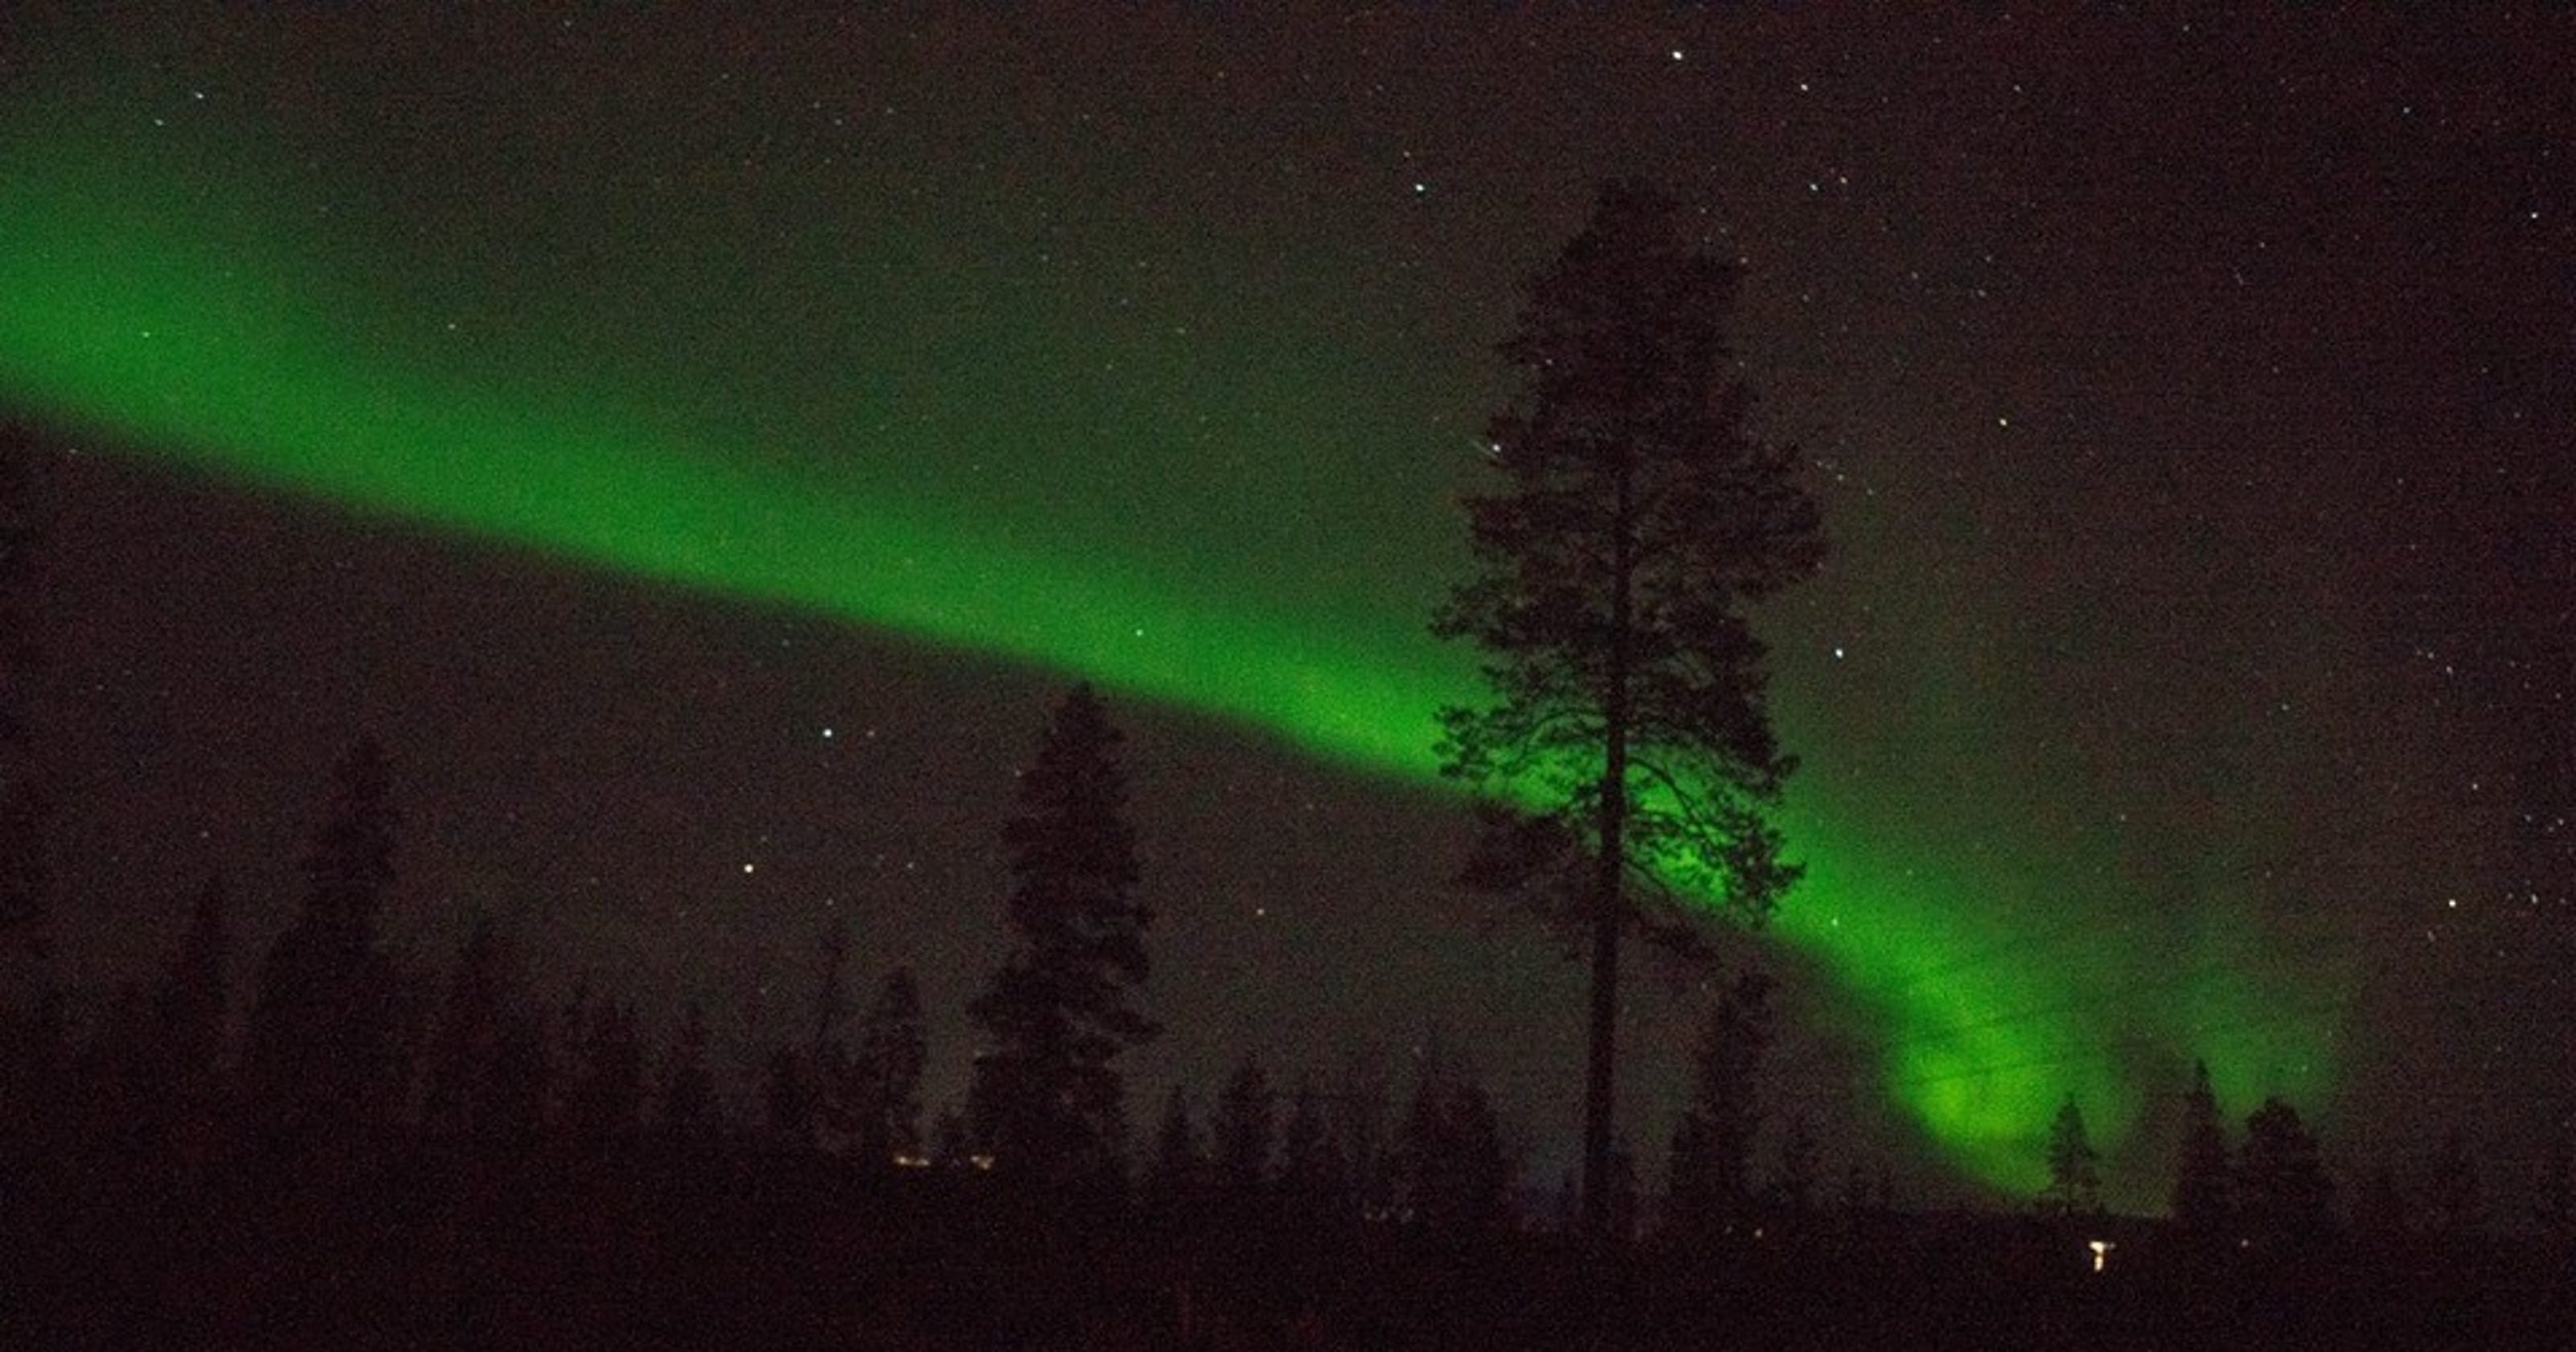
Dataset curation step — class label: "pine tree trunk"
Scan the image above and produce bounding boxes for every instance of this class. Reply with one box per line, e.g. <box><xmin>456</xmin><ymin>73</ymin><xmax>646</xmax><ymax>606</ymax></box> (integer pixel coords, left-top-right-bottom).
<box><xmin>1583</xmin><ymin>447</ymin><xmax>1637</xmax><ymax>1237</ymax></box>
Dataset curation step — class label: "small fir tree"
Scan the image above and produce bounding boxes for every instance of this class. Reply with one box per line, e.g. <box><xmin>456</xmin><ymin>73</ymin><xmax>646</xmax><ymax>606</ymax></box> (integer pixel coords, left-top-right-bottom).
<box><xmin>1772</xmin><ymin>1112</ymin><xmax>1821</xmax><ymax>1217</ymax></box>
<box><xmin>929</xmin><ymin>1106</ymin><xmax>969</xmax><ymax>1169</ymax></box>
<box><xmin>2170</xmin><ymin>1060</ymin><xmax>2232</xmax><ymax>1234</ymax></box>
<box><xmin>763</xmin><ymin>1044</ymin><xmax>817</xmax><ymax>1150</ymax></box>
<box><xmin>852</xmin><ymin>966</ymin><xmax>926</xmax><ymax>1164</ymax></box>
<box><xmin>2237</xmin><ymin>1096</ymin><xmax>2334</xmax><ymax>1247</ymax></box>
<box><xmin>1278</xmin><ymin>1079</ymin><xmax>1351</xmax><ymax>1225</ymax></box>
<box><xmin>1142</xmin><ymin>1086</ymin><xmax>1206</xmax><ymax>1224</ymax></box>
<box><xmin>1396</xmin><ymin>1050</ymin><xmax>1511</xmax><ymax>1236</ymax></box>
<box><xmin>2421</xmin><ymin>1127</ymin><xmax>2482</xmax><ymax>1239</ymax></box>
<box><xmin>419</xmin><ymin>917</ymin><xmax>513</xmax><ymax>1140</ymax></box>
<box><xmin>242</xmin><ymin>736</ymin><xmax>403</xmax><ymax>1160</ymax></box>
<box><xmin>1210</xmin><ymin>1054</ymin><xmax>1278</xmax><ymax>1201</ymax></box>
<box><xmin>658</xmin><ymin>1001</ymin><xmax>718</xmax><ymax>1139</ymax></box>
<box><xmin>568</xmin><ymin>997</ymin><xmax>645</xmax><ymax>1149</ymax></box>
<box><xmin>2352</xmin><ymin>1163</ymin><xmax>2410</xmax><ymax>1247</ymax></box>
<box><xmin>1666</xmin><ymin>968</ymin><xmax>1772</xmax><ymax>1236</ymax></box>
<box><xmin>481</xmin><ymin>1002</ymin><xmax>550</xmax><ymax>1150</ymax></box>
<box><xmin>149</xmin><ymin>873</ymin><xmax>231</xmax><ymax>1159</ymax></box>
<box><xmin>807</xmin><ymin>921</ymin><xmax>856</xmax><ymax>1148</ymax></box>
<box><xmin>2042</xmin><ymin>1094</ymin><xmax>2102</xmax><ymax>1215</ymax></box>
<box><xmin>2537</xmin><ymin>1122</ymin><xmax>2574</xmax><ymax>1247</ymax></box>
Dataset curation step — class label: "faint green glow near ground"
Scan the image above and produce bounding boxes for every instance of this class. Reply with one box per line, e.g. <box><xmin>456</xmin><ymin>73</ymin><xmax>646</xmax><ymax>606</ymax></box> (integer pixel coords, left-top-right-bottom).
<box><xmin>0</xmin><ymin>68</ymin><xmax>2330</xmax><ymax>1197</ymax></box>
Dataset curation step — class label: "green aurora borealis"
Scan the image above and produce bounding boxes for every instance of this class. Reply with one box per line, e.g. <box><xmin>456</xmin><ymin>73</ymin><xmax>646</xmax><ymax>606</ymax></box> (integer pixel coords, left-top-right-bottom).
<box><xmin>0</xmin><ymin>11</ymin><xmax>2361</xmax><ymax>1195</ymax></box>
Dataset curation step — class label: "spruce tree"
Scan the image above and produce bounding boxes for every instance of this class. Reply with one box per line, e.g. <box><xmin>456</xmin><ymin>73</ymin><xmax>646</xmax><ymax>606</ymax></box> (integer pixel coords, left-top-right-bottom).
<box><xmin>967</xmin><ymin>683</ymin><xmax>1158</xmax><ymax>1189</ymax></box>
<box><xmin>2237</xmin><ymin>1096</ymin><xmax>2334</xmax><ymax>1247</ymax></box>
<box><xmin>1434</xmin><ymin>179</ymin><xmax>1824</xmax><ymax>1230</ymax></box>
<box><xmin>1666</xmin><ymin>967</ymin><xmax>1772</xmax><ymax>1236</ymax></box>
<box><xmin>1396</xmin><ymin>1051</ymin><xmax>1511</xmax><ymax>1236</ymax></box>
<box><xmin>928</xmin><ymin>1106</ymin><xmax>969</xmax><ymax>1169</ymax></box>
<box><xmin>243</xmin><ymin>736</ymin><xmax>403</xmax><ymax>1161</ymax></box>
<box><xmin>1143</xmin><ymin>1086</ymin><xmax>1205</xmax><ymax>1224</ymax></box>
<box><xmin>806</xmin><ymin>921</ymin><xmax>856</xmax><ymax>1150</ymax></box>
<box><xmin>420</xmin><ymin>917</ymin><xmax>513</xmax><ymax>1140</ymax></box>
<box><xmin>2170</xmin><ymin>1060</ymin><xmax>2231</xmax><ymax>1233</ymax></box>
<box><xmin>2042</xmin><ymin>1094</ymin><xmax>2102</xmax><ymax>1215</ymax></box>
<box><xmin>481</xmin><ymin>1001</ymin><xmax>551</xmax><ymax>1152</ymax></box>
<box><xmin>2537</xmin><ymin>1124</ymin><xmax>2574</xmax><ymax>1249</ymax></box>
<box><xmin>150</xmin><ymin>873</ymin><xmax>231</xmax><ymax>1157</ymax></box>
<box><xmin>656</xmin><ymin>1001</ymin><xmax>718</xmax><ymax>1140</ymax></box>
<box><xmin>1772</xmin><ymin>1113</ymin><xmax>1820</xmax><ymax>1218</ymax></box>
<box><xmin>568</xmin><ymin>998</ymin><xmax>644</xmax><ymax>1151</ymax></box>
<box><xmin>1277</xmin><ymin>1079</ymin><xmax>1350</xmax><ymax>1226</ymax></box>
<box><xmin>762</xmin><ymin>1044</ymin><xmax>816</xmax><ymax>1150</ymax></box>
<box><xmin>2351</xmin><ymin>1163</ymin><xmax>2409</xmax><ymax>1247</ymax></box>
<box><xmin>2420</xmin><ymin>1127</ymin><xmax>2481</xmax><ymax>1239</ymax></box>
<box><xmin>1210</xmin><ymin>1054</ymin><xmax>1277</xmax><ymax>1202</ymax></box>
<box><xmin>852</xmin><ymin>966</ymin><xmax>927</xmax><ymax>1164</ymax></box>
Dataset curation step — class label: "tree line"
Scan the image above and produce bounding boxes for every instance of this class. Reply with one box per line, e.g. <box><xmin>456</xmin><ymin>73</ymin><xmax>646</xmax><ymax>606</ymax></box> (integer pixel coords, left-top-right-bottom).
<box><xmin>0</xmin><ymin>701</ymin><xmax>1527</xmax><ymax>1218</ymax></box>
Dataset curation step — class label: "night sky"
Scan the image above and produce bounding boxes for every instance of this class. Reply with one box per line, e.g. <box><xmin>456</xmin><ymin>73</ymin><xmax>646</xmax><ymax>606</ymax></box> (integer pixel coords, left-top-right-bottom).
<box><xmin>2</xmin><ymin>5</ymin><xmax>2569</xmax><ymax>1208</ymax></box>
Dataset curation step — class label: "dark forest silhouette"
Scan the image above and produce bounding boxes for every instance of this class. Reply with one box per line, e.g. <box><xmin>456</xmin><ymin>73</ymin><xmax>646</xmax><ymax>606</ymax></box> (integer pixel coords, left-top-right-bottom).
<box><xmin>0</xmin><ymin>568</ymin><xmax>2561</xmax><ymax>1348</ymax></box>
<box><xmin>2</xmin><ymin>704</ymin><xmax>2569</xmax><ymax>1347</ymax></box>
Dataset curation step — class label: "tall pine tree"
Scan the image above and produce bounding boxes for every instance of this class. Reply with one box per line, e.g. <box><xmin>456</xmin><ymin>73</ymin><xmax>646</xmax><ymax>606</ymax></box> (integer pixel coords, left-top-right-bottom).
<box><xmin>968</xmin><ymin>684</ymin><xmax>1158</xmax><ymax>1190</ymax></box>
<box><xmin>1433</xmin><ymin>179</ymin><xmax>1823</xmax><ymax>1229</ymax></box>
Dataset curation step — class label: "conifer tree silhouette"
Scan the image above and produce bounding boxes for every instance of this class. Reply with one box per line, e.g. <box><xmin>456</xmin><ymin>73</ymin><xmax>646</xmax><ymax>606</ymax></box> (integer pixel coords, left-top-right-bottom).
<box><xmin>244</xmin><ymin>737</ymin><xmax>403</xmax><ymax>1164</ymax></box>
<box><xmin>968</xmin><ymin>684</ymin><xmax>1157</xmax><ymax>1190</ymax></box>
<box><xmin>1435</xmin><ymin>180</ymin><xmax>1823</xmax><ymax>1229</ymax></box>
